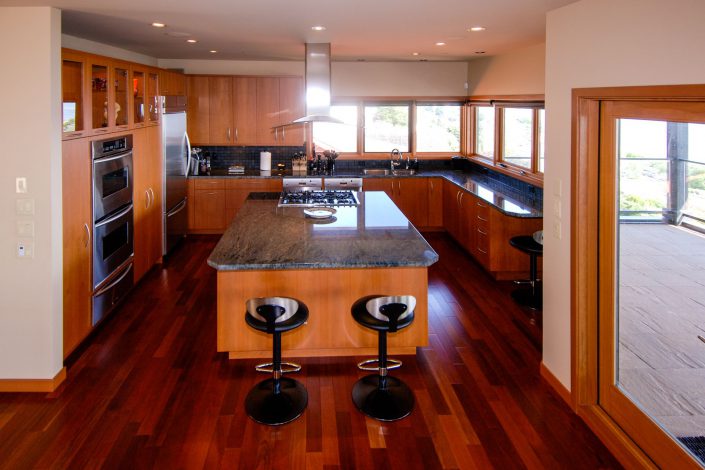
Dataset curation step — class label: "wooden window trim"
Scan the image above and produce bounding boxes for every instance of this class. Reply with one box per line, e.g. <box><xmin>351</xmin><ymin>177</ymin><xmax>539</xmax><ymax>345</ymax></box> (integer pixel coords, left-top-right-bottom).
<box><xmin>572</xmin><ymin>83</ymin><xmax>705</xmax><ymax>470</ymax></box>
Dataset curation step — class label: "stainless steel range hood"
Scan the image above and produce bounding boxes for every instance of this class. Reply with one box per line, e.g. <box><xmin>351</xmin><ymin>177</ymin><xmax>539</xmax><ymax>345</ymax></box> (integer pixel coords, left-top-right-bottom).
<box><xmin>292</xmin><ymin>43</ymin><xmax>344</xmax><ymax>124</ymax></box>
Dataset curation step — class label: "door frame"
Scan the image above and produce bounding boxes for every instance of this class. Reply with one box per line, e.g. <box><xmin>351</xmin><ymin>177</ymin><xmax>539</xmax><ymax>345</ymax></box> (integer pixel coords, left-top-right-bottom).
<box><xmin>571</xmin><ymin>84</ymin><xmax>705</xmax><ymax>469</ymax></box>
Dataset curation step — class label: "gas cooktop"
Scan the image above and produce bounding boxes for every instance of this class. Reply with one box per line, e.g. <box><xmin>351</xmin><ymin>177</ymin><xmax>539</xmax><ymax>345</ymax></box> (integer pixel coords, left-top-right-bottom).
<box><xmin>278</xmin><ymin>190</ymin><xmax>360</xmax><ymax>207</ymax></box>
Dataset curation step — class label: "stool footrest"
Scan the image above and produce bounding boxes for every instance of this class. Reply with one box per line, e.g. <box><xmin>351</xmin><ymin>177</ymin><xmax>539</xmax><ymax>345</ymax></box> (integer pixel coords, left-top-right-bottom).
<box><xmin>255</xmin><ymin>362</ymin><xmax>302</xmax><ymax>374</ymax></box>
<box><xmin>357</xmin><ymin>358</ymin><xmax>402</xmax><ymax>372</ymax></box>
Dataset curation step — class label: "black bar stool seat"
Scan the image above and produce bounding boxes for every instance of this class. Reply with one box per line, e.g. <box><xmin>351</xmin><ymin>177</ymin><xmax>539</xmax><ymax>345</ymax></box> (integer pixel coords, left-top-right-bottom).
<box><xmin>509</xmin><ymin>235</ymin><xmax>543</xmax><ymax>310</ymax></box>
<box><xmin>244</xmin><ymin>297</ymin><xmax>308</xmax><ymax>425</ymax></box>
<box><xmin>351</xmin><ymin>295</ymin><xmax>416</xmax><ymax>421</ymax></box>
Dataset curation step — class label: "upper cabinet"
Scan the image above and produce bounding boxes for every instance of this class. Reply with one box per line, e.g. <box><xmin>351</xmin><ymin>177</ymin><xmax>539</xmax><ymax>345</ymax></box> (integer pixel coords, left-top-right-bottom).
<box><xmin>186</xmin><ymin>74</ymin><xmax>304</xmax><ymax>146</ymax></box>
<box><xmin>159</xmin><ymin>70</ymin><xmax>186</xmax><ymax>96</ymax></box>
<box><xmin>61</xmin><ymin>48</ymin><xmax>165</xmax><ymax>139</ymax></box>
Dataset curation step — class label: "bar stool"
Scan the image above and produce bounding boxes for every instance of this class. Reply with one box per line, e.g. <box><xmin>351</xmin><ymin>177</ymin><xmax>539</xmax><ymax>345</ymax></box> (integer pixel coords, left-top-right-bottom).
<box><xmin>509</xmin><ymin>235</ymin><xmax>543</xmax><ymax>310</ymax></box>
<box><xmin>244</xmin><ymin>297</ymin><xmax>308</xmax><ymax>425</ymax></box>
<box><xmin>351</xmin><ymin>295</ymin><xmax>416</xmax><ymax>421</ymax></box>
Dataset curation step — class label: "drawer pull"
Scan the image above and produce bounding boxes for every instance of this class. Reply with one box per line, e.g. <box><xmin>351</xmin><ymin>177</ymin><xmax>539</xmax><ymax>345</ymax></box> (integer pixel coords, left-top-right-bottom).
<box><xmin>477</xmin><ymin>228</ymin><xmax>488</xmax><ymax>235</ymax></box>
<box><xmin>476</xmin><ymin>202</ymin><xmax>487</xmax><ymax>208</ymax></box>
<box><xmin>477</xmin><ymin>246</ymin><xmax>488</xmax><ymax>254</ymax></box>
<box><xmin>477</xmin><ymin>215</ymin><xmax>488</xmax><ymax>222</ymax></box>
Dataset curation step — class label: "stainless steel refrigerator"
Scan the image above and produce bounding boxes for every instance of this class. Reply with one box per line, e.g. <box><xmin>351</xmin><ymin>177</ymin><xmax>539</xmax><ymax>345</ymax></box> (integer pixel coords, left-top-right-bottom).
<box><xmin>161</xmin><ymin>95</ymin><xmax>191</xmax><ymax>255</ymax></box>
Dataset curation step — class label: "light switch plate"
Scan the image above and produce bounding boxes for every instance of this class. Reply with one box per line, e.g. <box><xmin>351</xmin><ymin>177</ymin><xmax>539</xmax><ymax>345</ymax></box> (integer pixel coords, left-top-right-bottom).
<box><xmin>16</xmin><ymin>220</ymin><xmax>34</xmax><ymax>237</ymax></box>
<box><xmin>16</xmin><ymin>198</ymin><xmax>35</xmax><ymax>216</ymax></box>
<box><xmin>16</xmin><ymin>177</ymin><xmax>27</xmax><ymax>194</ymax></box>
<box><xmin>17</xmin><ymin>241</ymin><xmax>34</xmax><ymax>258</ymax></box>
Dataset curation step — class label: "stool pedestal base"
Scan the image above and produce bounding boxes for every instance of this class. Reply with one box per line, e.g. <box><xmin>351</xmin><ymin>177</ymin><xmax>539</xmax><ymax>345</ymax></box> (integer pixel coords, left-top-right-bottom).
<box><xmin>245</xmin><ymin>377</ymin><xmax>308</xmax><ymax>426</ymax></box>
<box><xmin>511</xmin><ymin>287</ymin><xmax>542</xmax><ymax>310</ymax></box>
<box><xmin>352</xmin><ymin>374</ymin><xmax>414</xmax><ymax>421</ymax></box>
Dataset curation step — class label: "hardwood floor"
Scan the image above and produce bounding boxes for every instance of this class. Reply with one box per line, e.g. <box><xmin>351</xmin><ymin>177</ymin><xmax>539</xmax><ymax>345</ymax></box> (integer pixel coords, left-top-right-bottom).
<box><xmin>0</xmin><ymin>233</ymin><xmax>621</xmax><ymax>469</ymax></box>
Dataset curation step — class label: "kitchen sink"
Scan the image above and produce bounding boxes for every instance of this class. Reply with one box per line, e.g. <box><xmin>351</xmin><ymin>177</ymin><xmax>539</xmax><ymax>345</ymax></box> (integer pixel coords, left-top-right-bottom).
<box><xmin>392</xmin><ymin>169</ymin><xmax>416</xmax><ymax>176</ymax></box>
<box><xmin>363</xmin><ymin>169</ymin><xmax>390</xmax><ymax>176</ymax></box>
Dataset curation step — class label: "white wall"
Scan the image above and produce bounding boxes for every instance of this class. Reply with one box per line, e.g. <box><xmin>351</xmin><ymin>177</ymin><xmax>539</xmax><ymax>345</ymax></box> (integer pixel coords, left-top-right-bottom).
<box><xmin>62</xmin><ymin>34</ymin><xmax>158</xmax><ymax>66</ymax></box>
<box><xmin>467</xmin><ymin>43</ymin><xmax>545</xmax><ymax>96</ymax></box>
<box><xmin>544</xmin><ymin>0</ymin><xmax>705</xmax><ymax>389</ymax></box>
<box><xmin>0</xmin><ymin>7</ymin><xmax>63</xmax><ymax>380</ymax></box>
<box><xmin>159</xmin><ymin>59</ymin><xmax>468</xmax><ymax>97</ymax></box>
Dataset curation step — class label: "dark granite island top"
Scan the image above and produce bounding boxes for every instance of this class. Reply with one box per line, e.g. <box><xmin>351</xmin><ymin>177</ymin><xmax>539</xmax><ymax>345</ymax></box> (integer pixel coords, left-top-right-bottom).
<box><xmin>207</xmin><ymin>191</ymin><xmax>439</xmax><ymax>271</ymax></box>
<box><xmin>210</xmin><ymin>191</ymin><xmax>437</xmax><ymax>360</ymax></box>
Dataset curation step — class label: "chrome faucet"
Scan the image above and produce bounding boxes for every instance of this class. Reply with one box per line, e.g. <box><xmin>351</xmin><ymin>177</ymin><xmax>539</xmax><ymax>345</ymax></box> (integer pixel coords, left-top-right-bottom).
<box><xmin>390</xmin><ymin>148</ymin><xmax>402</xmax><ymax>170</ymax></box>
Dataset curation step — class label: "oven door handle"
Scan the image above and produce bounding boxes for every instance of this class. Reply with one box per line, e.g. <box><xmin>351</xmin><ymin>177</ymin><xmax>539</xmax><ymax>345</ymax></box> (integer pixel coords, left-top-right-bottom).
<box><xmin>94</xmin><ymin>204</ymin><xmax>133</xmax><ymax>228</ymax></box>
<box><xmin>94</xmin><ymin>263</ymin><xmax>133</xmax><ymax>297</ymax></box>
<box><xmin>94</xmin><ymin>151</ymin><xmax>132</xmax><ymax>165</ymax></box>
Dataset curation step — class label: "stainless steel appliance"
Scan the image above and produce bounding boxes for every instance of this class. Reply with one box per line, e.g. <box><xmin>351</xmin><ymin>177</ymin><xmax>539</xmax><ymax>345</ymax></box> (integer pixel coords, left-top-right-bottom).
<box><xmin>161</xmin><ymin>95</ymin><xmax>191</xmax><ymax>255</ymax></box>
<box><xmin>278</xmin><ymin>190</ymin><xmax>359</xmax><ymax>207</ymax></box>
<box><xmin>324</xmin><ymin>177</ymin><xmax>363</xmax><ymax>190</ymax></box>
<box><xmin>282</xmin><ymin>177</ymin><xmax>323</xmax><ymax>192</ymax></box>
<box><xmin>92</xmin><ymin>135</ymin><xmax>135</xmax><ymax>325</ymax></box>
<box><xmin>92</xmin><ymin>135</ymin><xmax>133</xmax><ymax>221</ymax></box>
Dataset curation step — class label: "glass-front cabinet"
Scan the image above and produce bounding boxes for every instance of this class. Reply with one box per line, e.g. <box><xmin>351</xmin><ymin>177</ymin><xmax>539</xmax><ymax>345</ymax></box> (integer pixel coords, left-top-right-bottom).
<box><xmin>132</xmin><ymin>67</ymin><xmax>145</xmax><ymax>126</ymax></box>
<box><xmin>61</xmin><ymin>51</ymin><xmax>85</xmax><ymax>138</ymax></box>
<box><xmin>89</xmin><ymin>59</ymin><xmax>110</xmax><ymax>131</ymax></box>
<box><xmin>114</xmin><ymin>65</ymin><xmax>129</xmax><ymax>128</ymax></box>
<box><xmin>147</xmin><ymin>71</ymin><xmax>160</xmax><ymax>124</ymax></box>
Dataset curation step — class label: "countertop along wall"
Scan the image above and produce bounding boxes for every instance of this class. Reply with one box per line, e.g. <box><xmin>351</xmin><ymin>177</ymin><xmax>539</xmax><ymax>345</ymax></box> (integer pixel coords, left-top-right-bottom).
<box><xmin>544</xmin><ymin>0</ymin><xmax>705</xmax><ymax>391</ymax></box>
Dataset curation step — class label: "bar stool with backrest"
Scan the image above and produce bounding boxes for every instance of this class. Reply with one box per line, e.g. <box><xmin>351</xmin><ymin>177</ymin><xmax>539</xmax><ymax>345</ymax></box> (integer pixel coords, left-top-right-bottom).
<box><xmin>350</xmin><ymin>294</ymin><xmax>416</xmax><ymax>421</ymax></box>
<box><xmin>244</xmin><ymin>297</ymin><xmax>308</xmax><ymax>425</ymax></box>
<box><xmin>509</xmin><ymin>234</ymin><xmax>543</xmax><ymax>310</ymax></box>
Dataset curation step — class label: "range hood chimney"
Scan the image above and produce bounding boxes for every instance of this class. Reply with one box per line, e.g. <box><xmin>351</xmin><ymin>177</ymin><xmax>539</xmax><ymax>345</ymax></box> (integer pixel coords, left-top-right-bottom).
<box><xmin>292</xmin><ymin>43</ymin><xmax>344</xmax><ymax>124</ymax></box>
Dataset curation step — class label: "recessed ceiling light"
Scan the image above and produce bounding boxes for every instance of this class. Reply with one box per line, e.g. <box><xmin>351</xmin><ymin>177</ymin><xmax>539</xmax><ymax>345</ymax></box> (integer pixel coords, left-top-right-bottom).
<box><xmin>435</xmin><ymin>42</ymin><xmax>446</xmax><ymax>46</ymax></box>
<box><xmin>412</xmin><ymin>52</ymin><xmax>419</xmax><ymax>56</ymax></box>
<box><xmin>311</xmin><ymin>25</ymin><xmax>326</xmax><ymax>31</ymax></box>
<box><xmin>474</xmin><ymin>51</ymin><xmax>486</xmax><ymax>54</ymax></box>
<box><xmin>469</xmin><ymin>26</ymin><xmax>486</xmax><ymax>32</ymax></box>
<box><xmin>210</xmin><ymin>50</ymin><xmax>217</xmax><ymax>53</ymax></box>
<box><xmin>186</xmin><ymin>39</ymin><xmax>197</xmax><ymax>43</ymax></box>
<box><xmin>151</xmin><ymin>22</ymin><xmax>166</xmax><ymax>28</ymax></box>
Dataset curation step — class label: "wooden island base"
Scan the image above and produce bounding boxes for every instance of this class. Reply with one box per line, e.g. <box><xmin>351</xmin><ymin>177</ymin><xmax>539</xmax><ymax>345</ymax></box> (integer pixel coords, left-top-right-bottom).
<box><xmin>217</xmin><ymin>267</ymin><xmax>428</xmax><ymax>359</ymax></box>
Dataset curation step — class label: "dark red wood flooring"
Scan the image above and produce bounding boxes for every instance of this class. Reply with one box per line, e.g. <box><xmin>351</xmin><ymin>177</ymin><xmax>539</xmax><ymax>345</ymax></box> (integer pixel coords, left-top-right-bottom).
<box><xmin>0</xmin><ymin>233</ymin><xmax>621</xmax><ymax>469</ymax></box>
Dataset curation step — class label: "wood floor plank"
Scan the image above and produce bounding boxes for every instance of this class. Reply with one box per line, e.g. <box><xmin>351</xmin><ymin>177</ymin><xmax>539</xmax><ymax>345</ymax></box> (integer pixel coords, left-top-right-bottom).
<box><xmin>0</xmin><ymin>234</ymin><xmax>621</xmax><ymax>470</ymax></box>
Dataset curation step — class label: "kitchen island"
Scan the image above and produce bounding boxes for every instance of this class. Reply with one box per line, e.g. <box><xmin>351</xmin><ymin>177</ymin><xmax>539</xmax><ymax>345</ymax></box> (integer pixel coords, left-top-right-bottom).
<box><xmin>208</xmin><ymin>191</ymin><xmax>439</xmax><ymax>359</ymax></box>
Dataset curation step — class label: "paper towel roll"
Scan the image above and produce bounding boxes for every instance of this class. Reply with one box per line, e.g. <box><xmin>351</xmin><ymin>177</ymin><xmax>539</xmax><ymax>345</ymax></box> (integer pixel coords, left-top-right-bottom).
<box><xmin>260</xmin><ymin>151</ymin><xmax>271</xmax><ymax>171</ymax></box>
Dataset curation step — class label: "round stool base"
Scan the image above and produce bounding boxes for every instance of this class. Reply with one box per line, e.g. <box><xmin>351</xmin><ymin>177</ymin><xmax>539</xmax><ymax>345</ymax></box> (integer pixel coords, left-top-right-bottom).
<box><xmin>352</xmin><ymin>374</ymin><xmax>414</xmax><ymax>421</ymax></box>
<box><xmin>245</xmin><ymin>377</ymin><xmax>307</xmax><ymax>426</ymax></box>
<box><xmin>511</xmin><ymin>287</ymin><xmax>542</xmax><ymax>310</ymax></box>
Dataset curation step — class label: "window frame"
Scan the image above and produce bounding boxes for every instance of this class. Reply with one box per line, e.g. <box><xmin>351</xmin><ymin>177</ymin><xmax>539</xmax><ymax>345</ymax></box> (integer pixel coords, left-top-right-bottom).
<box><xmin>414</xmin><ymin>101</ymin><xmax>465</xmax><ymax>156</ymax></box>
<box><xmin>362</xmin><ymin>100</ymin><xmax>413</xmax><ymax>155</ymax></box>
<box><xmin>466</xmin><ymin>99</ymin><xmax>545</xmax><ymax>186</ymax></box>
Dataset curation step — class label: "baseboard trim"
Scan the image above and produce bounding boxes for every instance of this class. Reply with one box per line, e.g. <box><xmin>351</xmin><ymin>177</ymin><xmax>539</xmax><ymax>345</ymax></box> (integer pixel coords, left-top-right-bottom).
<box><xmin>540</xmin><ymin>361</ymin><xmax>572</xmax><ymax>406</ymax></box>
<box><xmin>0</xmin><ymin>367</ymin><xmax>66</xmax><ymax>393</ymax></box>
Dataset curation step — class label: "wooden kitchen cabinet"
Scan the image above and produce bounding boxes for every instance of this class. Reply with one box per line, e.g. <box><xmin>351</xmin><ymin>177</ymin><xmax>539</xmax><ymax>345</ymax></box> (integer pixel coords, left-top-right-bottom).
<box><xmin>256</xmin><ymin>77</ymin><xmax>280</xmax><ymax>145</ymax></box>
<box><xmin>133</xmin><ymin>126</ymin><xmax>163</xmax><ymax>281</ymax></box>
<box><xmin>233</xmin><ymin>77</ymin><xmax>258</xmax><ymax>145</ymax></box>
<box><xmin>192</xmin><ymin>179</ymin><xmax>226</xmax><ymax>232</ymax></box>
<box><xmin>62</xmin><ymin>137</ymin><xmax>93</xmax><ymax>358</ymax></box>
<box><xmin>225</xmin><ymin>178</ymin><xmax>282</xmax><ymax>223</ymax></box>
<box><xmin>427</xmin><ymin>177</ymin><xmax>444</xmax><ymax>228</ymax></box>
<box><xmin>131</xmin><ymin>65</ymin><xmax>147</xmax><ymax>127</ymax></box>
<box><xmin>278</xmin><ymin>77</ymin><xmax>305</xmax><ymax>145</ymax></box>
<box><xmin>147</xmin><ymin>70</ymin><xmax>160</xmax><ymax>125</ymax></box>
<box><xmin>159</xmin><ymin>70</ymin><xmax>186</xmax><ymax>96</ymax></box>
<box><xmin>364</xmin><ymin>177</ymin><xmax>428</xmax><ymax>228</ymax></box>
<box><xmin>62</xmin><ymin>50</ymin><xmax>87</xmax><ymax>139</ymax></box>
<box><xmin>209</xmin><ymin>76</ymin><xmax>234</xmax><ymax>144</ymax></box>
<box><xmin>186</xmin><ymin>75</ymin><xmax>210</xmax><ymax>144</ymax></box>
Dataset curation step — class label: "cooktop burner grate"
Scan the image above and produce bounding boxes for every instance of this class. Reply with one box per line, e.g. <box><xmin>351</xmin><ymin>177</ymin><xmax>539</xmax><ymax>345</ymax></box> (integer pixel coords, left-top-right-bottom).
<box><xmin>278</xmin><ymin>190</ymin><xmax>359</xmax><ymax>207</ymax></box>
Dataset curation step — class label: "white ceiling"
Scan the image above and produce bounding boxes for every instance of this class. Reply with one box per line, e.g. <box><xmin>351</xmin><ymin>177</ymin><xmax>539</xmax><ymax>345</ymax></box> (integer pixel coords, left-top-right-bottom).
<box><xmin>0</xmin><ymin>0</ymin><xmax>578</xmax><ymax>61</ymax></box>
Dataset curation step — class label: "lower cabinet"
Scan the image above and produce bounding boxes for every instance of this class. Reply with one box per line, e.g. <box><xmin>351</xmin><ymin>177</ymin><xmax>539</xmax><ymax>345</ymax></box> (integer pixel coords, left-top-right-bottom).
<box><xmin>364</xmin><ymin>177</ymin><xmax>430</xmax><ymax>228</ymax></box>
<box><xmin>62</xmin><ymin>138</ymin><xmax>93</xmax><ymax>358</ymax></box>
<box><xmin>442</xmin><ymin>179</ymin><xmax>542</xmax><ymax>280</ymax></box>
<box><xmin>188</xmin><ymin>178</ymin><xmax>283</xmax><ymax>233</ymax></box>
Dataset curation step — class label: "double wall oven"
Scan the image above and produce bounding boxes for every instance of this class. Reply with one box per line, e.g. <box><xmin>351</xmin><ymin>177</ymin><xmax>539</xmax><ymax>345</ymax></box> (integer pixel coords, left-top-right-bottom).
<box><xmin>91</xmin><ymin>135</ymin><xmax>134</xmax><ymax>326</ymax></box>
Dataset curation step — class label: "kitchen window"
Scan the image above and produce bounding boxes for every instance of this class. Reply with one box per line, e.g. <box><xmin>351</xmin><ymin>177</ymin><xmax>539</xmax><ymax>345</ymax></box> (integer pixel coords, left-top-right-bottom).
<box><xmin>468</xmin><ymin>101</ymin><xmax>545</xmax><ymax>182</ymax></box>
<box><xmin>363</xmin><ymin>103</ymin><xmax>410</xmax><ymax>153</ymax></box>
<box><xmin>416</xmin><ymin>104</ymin><xmax>461</xmax><ymax>153</ymax></box>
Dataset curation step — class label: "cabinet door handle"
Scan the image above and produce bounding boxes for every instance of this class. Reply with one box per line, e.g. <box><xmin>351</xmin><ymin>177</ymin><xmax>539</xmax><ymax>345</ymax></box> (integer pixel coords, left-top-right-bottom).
<box><xmin>227</xmin><ymin>127</ymin><xmax>231</xmax><ymax>141</ymax></box>
<box><xmin>235</xmin><ymin>127</ymin><xmax>239</xmax><ymax>141</ymax></box>
<box><xmin>149</xmin><ymin>188</ymin><xmax>155</xmax><ymax>208</ymax></box>
<box><xmin>83</xmin><ymin>223</ymin><xmax>91</xmax><ymax>248</ymax></box>
<box><xmin>282</xmin><ymin>127</ymin><xmax>286</xmax><ymax>141</ymax></box>
<box><xmin>459</xmin><ymin>191</ymin><xmax>464</xmax><ymax>207</ymax></box>
<box><xmin>430</xmin><ymin>180</ymin><xmax>434</xmax><ymax>191</ymax></box>
<box><xmin>145</xmin><ymin>189</ymin><xmax>151</xmax><ymax>208</ymax></box>
<box><xmin>274</xmin><ymin>128</ymin><xmax>278</xmax><ymax>141</ymax></box>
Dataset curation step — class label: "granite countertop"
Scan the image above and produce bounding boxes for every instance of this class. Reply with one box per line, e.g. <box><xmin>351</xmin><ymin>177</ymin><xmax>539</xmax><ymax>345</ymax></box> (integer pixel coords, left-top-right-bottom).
<box><xmin>207</xmin><ymin>191</ymin><xmax>439</xmax><ymax>271</ymax></box>
<box><xmin>192</xmin><ymin>168</ymin><xmax>542</xmax><ymax>218</ymax></box>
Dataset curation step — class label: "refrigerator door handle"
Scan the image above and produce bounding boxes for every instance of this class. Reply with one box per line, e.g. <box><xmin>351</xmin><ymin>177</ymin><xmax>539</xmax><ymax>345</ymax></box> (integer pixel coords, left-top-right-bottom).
<box><xmin>184</xmin><ymin>131</ymin><xmax>193</xmax><ymax>176</ymax></box>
